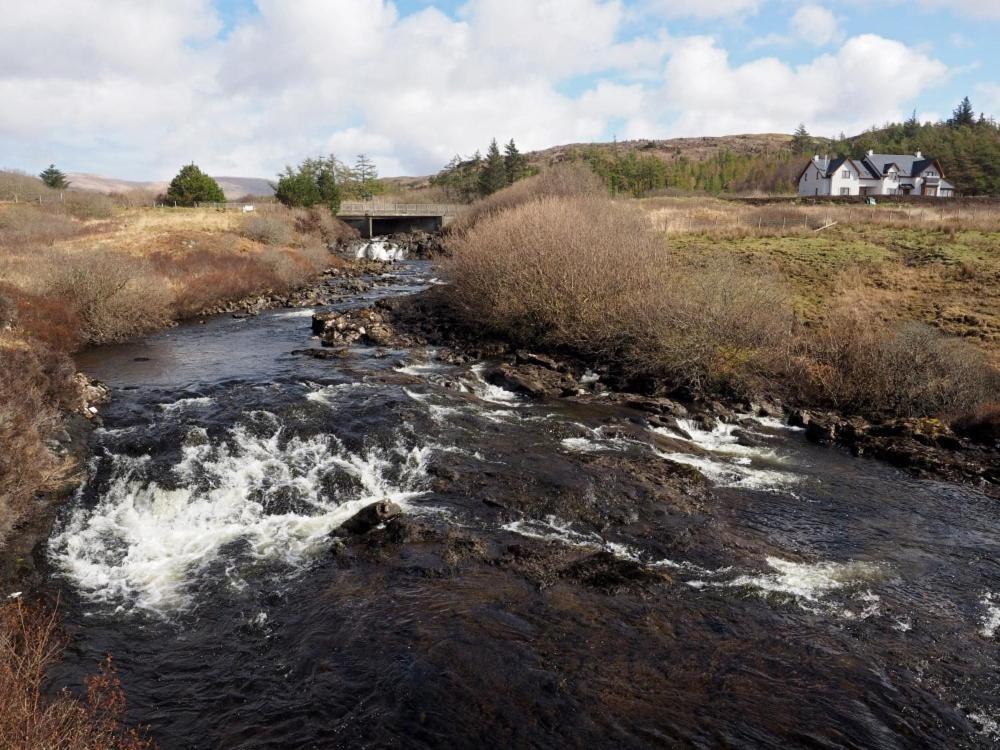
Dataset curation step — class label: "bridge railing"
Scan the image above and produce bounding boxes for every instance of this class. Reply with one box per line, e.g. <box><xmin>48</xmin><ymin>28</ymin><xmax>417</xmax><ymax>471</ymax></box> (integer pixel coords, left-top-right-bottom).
<box><xmin>338</xmin><ymin>201</ymin><xmax>461</xmax><ymax>217</ymax></box>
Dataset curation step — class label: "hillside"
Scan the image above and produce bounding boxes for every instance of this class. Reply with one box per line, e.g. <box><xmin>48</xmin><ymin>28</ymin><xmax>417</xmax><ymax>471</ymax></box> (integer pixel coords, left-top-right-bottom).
<box><xmin>65</xmin><ymin>173</ymin><xmax>274</xmax><ymax>200</ymax></box>
<box><xmin>527</xmin><ymin>133</ymin><xmax>799</xmax><ymax>168</ymax></box>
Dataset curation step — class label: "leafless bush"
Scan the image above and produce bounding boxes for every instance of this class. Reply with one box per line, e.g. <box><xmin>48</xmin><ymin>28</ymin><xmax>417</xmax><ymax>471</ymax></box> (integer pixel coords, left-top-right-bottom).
<box><xmin>292</xmin><ymin>207</ymin><xmax>358</xmax><ymax>245</ymax></box>
<box><xmin>0</xmin><ymin>335</ymin><xmax>77</xmax><ymax>541</ymax></box>
<box><xmin>792</xmin><ymin>308</ymin><xmax>999</xmax><ymax>417</ymax></box>
<box><xmin>952</xmin><ymin>403</ymin><xmax>1000</xmax><ymax>445</ymax></box>
<box><xmin>0</xmin><ymin>170</ymin><xmax>50</xmax><ymax>201</ymax></box>
<box><xmin>242</xmin><ymin>214</ymin><xmax>294</xmax><ymax>245</ymax></box>
<box><xmin>444</xmin><ymin>195</ymin><xmax>793</xmax><ymax>394</ymax></box>
<box><xmin>0</xmin><ymin>599</ymin><xmax>156</xmax><ymax>749</ymax></box>
<box><xmin>46</xmin><ymin>252</ymin><xmax>173</xmax><ymax>344</ymax></box>
<box><xmin>63</xmin><ymin>191</ymin><xmax>117</xmax><ymax>220</ymax></box>
<box><xmin>0</xmin><ymin>205</ymin><xmax>82</xmax><ymax>247</ymax></box>
<box><xmin>450</xmin><ymin>163</ymin><xmax>604</xmax><ymax>232</ymax></box>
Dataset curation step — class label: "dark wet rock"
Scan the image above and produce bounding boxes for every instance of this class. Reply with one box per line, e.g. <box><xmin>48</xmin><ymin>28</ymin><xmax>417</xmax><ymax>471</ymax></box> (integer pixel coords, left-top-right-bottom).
<box><xmin>789</xmin><ymin>409</ymin><xmax>812</xmax><ymax>428</ymax></box>
<box><xmin>484</xmin><ymin>363</ymin><xmax>573</xmax><ymax>400</ymax></box>
<box><xmin>559</xmin><ymin>551</ymin><xmax>671</xmax><ymax>593</ymax></box>
<box><xmin>335</xmin><ymin>501</ymin><xmax>403</xmax><ymax>537</ymax></box>
<box><xmin>733</xmin><ymin>429</ymin><xmax>769</xmax><ymax>448</ymax></box>
<box><xmin>514</xmin><ymin>350</ymin><xmax>565</xmax><ymax>372</ymax></box>
<box><xmin>389</xmin><ymin>230</ymin><xmax>447</xmax><ymax>258</ymax></box>
<box><xmin>292</xmin><ymin>347</ymin><xmax>350</xmax><ymax>360</ymax></box>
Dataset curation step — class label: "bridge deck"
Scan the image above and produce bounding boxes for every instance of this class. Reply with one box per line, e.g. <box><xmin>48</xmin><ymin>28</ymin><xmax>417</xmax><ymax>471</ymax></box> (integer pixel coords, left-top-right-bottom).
<box><xmin>338</xmin><ymin>201</ymin><xmax>460</xmax><ymax>218</ymax></box>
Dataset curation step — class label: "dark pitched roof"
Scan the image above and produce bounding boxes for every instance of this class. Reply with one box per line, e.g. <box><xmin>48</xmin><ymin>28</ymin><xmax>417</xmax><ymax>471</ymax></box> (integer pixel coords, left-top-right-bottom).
<box><xmin>861</xmin><ymin>154</ymin><xmax>944</xmax><ymax>179</ymax></box>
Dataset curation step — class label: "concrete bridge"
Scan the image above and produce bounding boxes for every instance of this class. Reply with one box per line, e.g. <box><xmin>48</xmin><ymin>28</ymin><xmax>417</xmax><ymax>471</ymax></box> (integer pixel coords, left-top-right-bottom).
<box><xmin>337</xmin><ymin>201</ymin><xmax>460</xmax><ymax>238</ymax></box>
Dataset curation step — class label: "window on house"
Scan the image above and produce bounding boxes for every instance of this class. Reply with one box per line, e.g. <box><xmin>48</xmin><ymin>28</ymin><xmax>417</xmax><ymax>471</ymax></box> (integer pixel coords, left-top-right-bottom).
<box><xmin>840</xmin><ymin>188</ymin><xmax>851</xmax><ymax>196</ymax></box>
<box><xmin>842</xmin><ymin>170</ymin><xmax>851</xmax><ymax>178</ymax></box>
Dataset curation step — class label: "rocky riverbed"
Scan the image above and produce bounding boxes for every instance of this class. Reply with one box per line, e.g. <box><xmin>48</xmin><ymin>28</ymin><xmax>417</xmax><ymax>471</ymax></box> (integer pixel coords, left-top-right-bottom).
<box><xmin>22</xmin><ymin>253</ymin><xmax>1000</xmax><ymax>748</ymax></box>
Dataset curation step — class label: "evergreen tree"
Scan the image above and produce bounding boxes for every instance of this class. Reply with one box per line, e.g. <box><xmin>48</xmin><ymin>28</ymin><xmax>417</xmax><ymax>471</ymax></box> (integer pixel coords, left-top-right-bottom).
<box><xmin>478</xmin><ymin>139</ymin><xmax>507</xmax><ymax>196</ymax></box>
<box><xmin>949</xmin><ymin>96</ymin><xmax>976</xmax><ymax>127</ymax></box>
<box><xmin>354</xmin><ymin>154</ymin><xmax>378</xmax><ymax>199</ymax></box>
<box><xmin>791</xmin><ymin>124</ymin><xmax>814</xmax><ymax>154</ymax></box>
<box><xmin>39</xmin><ymin>164</ymin><xmax>69</xmax><ymax>189</ymax></box>
<box><xmin>273</xmin><ymin>155</ymin><xmax>342</xmax><ymax>213</ymax></box>
<box><xmin>166</xmin><ymin>163</ymin><xmax>225</xmax><ymax>206</ymax></box>
<box><xmin>503</xmin><ymin>139</ymin><xmax>529</xmax><ymax>185</ymax></box>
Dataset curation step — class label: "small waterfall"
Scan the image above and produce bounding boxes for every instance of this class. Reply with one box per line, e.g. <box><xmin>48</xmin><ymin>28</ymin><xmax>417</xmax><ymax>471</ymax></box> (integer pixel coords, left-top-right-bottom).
<box><xmin>355</xmin><ymin>237</ymin><xmax>406</xmax><ymax>261</ymax></box>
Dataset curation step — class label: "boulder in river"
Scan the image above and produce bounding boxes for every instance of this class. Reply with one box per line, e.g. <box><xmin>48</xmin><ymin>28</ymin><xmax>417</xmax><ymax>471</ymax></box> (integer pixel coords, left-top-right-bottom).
<box><xmin>334</xmin><ymin>500</ymin><xmax>403</xmax><ymax>537</ymax></box>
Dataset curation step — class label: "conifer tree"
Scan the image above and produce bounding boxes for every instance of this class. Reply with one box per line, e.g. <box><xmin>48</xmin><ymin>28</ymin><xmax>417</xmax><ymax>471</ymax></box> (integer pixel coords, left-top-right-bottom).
<box><xmin>478</xmin><ymin>139</ymin><xmax>507</xmax><ymax>196</ymax></box>
<box><xmin>949</xmin><ymin>97</ymin><xmax>976</xmax><ymax>127</ymax></box>
<box><xmin>354</xmin><ymin>154</ymin><xmax>378</xmax><ymax>199</ymax></box>
<box><xmin>503</xmin><ymin>139</ymin><xmax>529</xmax><ymax>185</ymax></box>
<box><xmin>166</xmin><ymin>163</ymin><xmax>225</xmax><ymax>206</ymax></box>
<box><xmin>39</xmin><ymin>164</ymin><xmax>69</xmax><ymax>189</ymax></box>
<box><xmin>791</xmin><ymin>124</ymin><xmax>813</xmax><ymax>154</ymax></box>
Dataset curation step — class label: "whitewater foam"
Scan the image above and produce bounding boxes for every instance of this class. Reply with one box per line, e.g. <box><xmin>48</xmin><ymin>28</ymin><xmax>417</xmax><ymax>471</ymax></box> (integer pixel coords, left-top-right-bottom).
<box><xmin>980</xmin><ymin>592</ymin><xmax>1000</xmax><ymax>638</ymax></box>
<box><xmin>356</xmin><ymin>238</ymin><xmax>406</xmax><ymax>261</ymax></box>
<box><xmin>50</xmin><ymin>422</ymin><xmax>431</xmax><ymax>613</ymax></box>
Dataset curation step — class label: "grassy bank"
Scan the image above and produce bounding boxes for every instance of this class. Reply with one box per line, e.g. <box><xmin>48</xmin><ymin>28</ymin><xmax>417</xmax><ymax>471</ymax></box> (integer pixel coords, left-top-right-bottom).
<box><xmin>439</xmin><ymin>174</ymin><xmax>1000</xmax><ymax>427</ymax></box>
<box><xmin>0</xmin><ymin>199</ymin><xmax>355</xmax><ymax>547</ymax></box>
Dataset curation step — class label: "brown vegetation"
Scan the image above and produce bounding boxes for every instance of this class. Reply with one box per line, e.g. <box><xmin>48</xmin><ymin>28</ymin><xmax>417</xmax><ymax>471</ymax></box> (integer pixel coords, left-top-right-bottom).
<box><xmin>445</xmin><ymin>195</ymin><xmax>793</xmax><ymax>395</ymax></box>
<box><xmin>0</xmin><ymin>599</ymin><xmax>155</xmax><ymax>749</ymax></box>
<box><xmin>0</xmin><ymin>203</ymin><xmax>354</xmax><ymax>546</ymax></box>
<box><xmin>443</xmin><ymin>191</ymin><xmax>1000</xmax><ymax>417</ymax></box>
<box><xmin>449</xmin><ymin>163</ymin><xmax>604</xmax><ymax>233</ymax></box>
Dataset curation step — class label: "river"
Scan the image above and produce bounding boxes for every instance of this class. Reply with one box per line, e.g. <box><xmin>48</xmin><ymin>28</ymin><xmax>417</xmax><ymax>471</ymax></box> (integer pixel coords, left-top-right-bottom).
<box><xmin>42</xmin><ymin>259</ymin><xmax>1000</xmax><ymax>748</ymax></box>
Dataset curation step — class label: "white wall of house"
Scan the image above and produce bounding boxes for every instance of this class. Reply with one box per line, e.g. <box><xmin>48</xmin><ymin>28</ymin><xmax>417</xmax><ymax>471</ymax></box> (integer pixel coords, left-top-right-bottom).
<box><xmin>798</xmin><ymin>165</ymin><xmax>830</xmax><ymax>196</ymax></box>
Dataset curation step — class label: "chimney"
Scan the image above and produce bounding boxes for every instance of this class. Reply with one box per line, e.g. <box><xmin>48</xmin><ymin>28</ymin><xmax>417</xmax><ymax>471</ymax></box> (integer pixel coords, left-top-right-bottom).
<box><xmin>915</xmin><ymin>150</ymin><xmax>923</xmax><ymax>159</ymax></box>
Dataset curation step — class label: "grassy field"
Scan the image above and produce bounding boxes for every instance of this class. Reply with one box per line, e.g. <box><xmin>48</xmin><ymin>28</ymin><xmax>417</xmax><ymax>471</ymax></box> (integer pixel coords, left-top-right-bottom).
<box><xmin>640</xmin><ymin>197</ymin><xmax>1000</xmax><ymax>364</ymax></box>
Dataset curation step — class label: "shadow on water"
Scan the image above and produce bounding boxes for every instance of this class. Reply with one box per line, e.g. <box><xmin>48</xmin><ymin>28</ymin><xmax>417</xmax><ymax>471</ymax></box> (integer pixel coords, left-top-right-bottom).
<box><xmin>46</xmin><ymin>261</ymin><xmax>1000</xmax><ymax>748</ymax></box>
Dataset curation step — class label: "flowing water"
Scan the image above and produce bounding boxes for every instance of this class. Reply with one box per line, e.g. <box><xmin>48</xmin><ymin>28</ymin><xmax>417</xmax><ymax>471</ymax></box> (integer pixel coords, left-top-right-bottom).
<box><xmin>45</xmin><ymin>260</ymin><xmax>1000</xmax><ymax>748</ymax></box>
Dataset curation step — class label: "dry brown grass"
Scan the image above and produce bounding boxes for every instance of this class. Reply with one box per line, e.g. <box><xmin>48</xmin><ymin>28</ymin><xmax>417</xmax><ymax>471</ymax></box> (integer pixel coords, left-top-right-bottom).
<box><xmin>0</xmin><ymin>334</ymin><xmax>77</xmax><ymax>543</ymax></box>
<box><xmin>449</xmin><ymin>163</ymin><xmax>604</xmax><ymax>233</ymax></box>
<box><xmin>443</xmin><ymin>194</ymin><xmax>999</xmax><ymax>415</ymax></box>
<box><xmin>444</xmin><ymin>195</ymin><xmax>794</xmax><ymax>394</ymax></box>
<box><xmin>791</xmin><ymin>307</ymin><xmax>998</xmax><ymax>417</ymax></box>
<box><xmin>242</xmin><ymin>213</ymin><xmax>294</xmax><ymax>245</ymax></box>
<box><xmin>0</xmin><ymin>599</ymin><xmax>155</xmax><ymax>749</ymax></box>
<box><xmin>643</xmin><ymin>196</ymin><xmax>1000</xmax><ymax>237</ymax></box>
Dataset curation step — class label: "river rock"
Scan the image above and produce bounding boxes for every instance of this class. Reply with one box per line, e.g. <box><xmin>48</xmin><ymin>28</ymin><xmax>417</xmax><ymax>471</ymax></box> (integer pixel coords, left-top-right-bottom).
<box><xmin>335</xmin><ymin>500</ymin><xmax>403</xmax><ymax>537</ymax></box>
<box><xmin>484</xmin><ymin>363</ymin><xmax>573</xmax><ymax>400</ymax></box>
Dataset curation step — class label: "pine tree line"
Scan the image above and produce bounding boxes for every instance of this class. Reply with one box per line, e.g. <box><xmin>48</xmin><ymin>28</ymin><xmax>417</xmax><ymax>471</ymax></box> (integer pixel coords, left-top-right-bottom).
<box><xmin>431</xmin><ymin>138</ymin><xmax>532</xmax><ymax>201</ymax></box>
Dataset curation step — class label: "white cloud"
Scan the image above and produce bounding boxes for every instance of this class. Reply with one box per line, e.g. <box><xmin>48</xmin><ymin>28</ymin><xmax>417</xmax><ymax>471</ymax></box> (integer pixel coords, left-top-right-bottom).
<box><xmin>0</xmin><ymin>1</ymin><xmax>961</xmax><ymax>179</ymax></box>
<box><xmin>656</xmin><ymin>34</ymin><xmax>948</xmax><ymax>137</ymax></box>
<box><xmin>643</xmin><ymin>0</ymin><xmax>761</xmax><ymax>19</ymax></box>
<box><xmin>791</xmin><ymin>5</ymin><xmax>842</xmax><ymax>46</ymax></box>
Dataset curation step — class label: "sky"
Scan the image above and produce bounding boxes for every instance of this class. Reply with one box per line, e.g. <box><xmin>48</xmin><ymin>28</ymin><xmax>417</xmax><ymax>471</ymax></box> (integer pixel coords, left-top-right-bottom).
<box><xmin>1</xmin><ymin>0</ymin><xmax>998</xmax><ymax>180</ymax></box>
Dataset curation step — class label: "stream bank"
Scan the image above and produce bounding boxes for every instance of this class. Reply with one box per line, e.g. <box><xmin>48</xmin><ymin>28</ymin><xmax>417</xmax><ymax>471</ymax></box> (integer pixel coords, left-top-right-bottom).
<box><xmin>32</xmin><ymin>251</ymin><xmax>1000</xmax><ymax>748</ymax></box>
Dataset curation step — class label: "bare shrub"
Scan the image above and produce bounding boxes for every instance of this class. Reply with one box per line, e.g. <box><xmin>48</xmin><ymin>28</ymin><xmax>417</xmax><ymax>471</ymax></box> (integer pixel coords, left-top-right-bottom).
<box><xmin>0</xmin><ymin>600</ymin><xmax>155</xmax><ymax>749</ymax></box>
<box><xmin>793</xmin><ymin>308</ymin><xmax>999</xmax><ymax>418</ymax></box>
<box><xmin>242</xmin><ymin>214</ymin><xmax>294</xmax><ymax>245</ymax></box>
<box><xmin>0</xmin><ymin>336</ymin><xmax>77</xmax><ymax>540</ymax></box>
<box><xmin>0</xmin><ymin>283</ymin><xmax>82</xmax><ymax>352</ymax></box>
<box><xmin>0</xmin><ymin>170</ymin><xmax>51</xmax><ymax>201</ymax></box>
<box><xmin>450</xmin><ymin>163</ymin><xmax>604</xmax><ymax>232</ymax></box>
<box><xmin>63</xmin><ymin>191</ymin><xmax>117</xmax><ymax>220</ymax></box>
<box><xmin>0</xmin><ymin>205</ymin><xmax>81</xmax><ymax>247</ymax></box>
<box><xmin>444</xmin><ymin>195</ymin><xmax>793</xmax><ymax>394</ymax></box>
<box><xmin>292</xmin><ymin>207</ymin><xmax>358</xmax><ymax>245</ymax></box>
<box><xmin>46</xmin><ymin>252</ymin><xmax>173</xmax><ymax>344</ymax></box>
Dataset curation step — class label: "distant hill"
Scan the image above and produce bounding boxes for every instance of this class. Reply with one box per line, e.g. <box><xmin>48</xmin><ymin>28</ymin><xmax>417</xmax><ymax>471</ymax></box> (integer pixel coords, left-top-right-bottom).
<box><xmin>527</xmin><ymin>133</ymin><xmax>800</xmax><ymax>167</ymax></box>
<box><xmin>65</xmin><ymin>173</ymin><xmax>275</xmax><ymax>200</ymax></box>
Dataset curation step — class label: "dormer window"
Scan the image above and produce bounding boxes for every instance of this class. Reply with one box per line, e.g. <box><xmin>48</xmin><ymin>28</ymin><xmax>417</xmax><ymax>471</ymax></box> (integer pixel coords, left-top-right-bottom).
<box><xmin>925</xmin><ymin>170</ymin><xmax>936</xmax><ymax>177</ymax></box>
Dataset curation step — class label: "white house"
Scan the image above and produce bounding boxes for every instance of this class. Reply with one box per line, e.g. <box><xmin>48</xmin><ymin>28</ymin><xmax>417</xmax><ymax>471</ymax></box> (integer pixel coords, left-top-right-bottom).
<box><xmin>798</xmin><ymin>150</ymin><xmax>955</xmax><ymax>198</ymax></box>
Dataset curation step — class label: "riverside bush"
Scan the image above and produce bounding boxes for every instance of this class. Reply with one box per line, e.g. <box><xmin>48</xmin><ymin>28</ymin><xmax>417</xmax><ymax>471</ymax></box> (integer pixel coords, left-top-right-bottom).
<box><xmin>793</xmin><ymin>308</ymin><xmax>998</xmax><ymax>418</ymax></box>
<box><xmin>450</xmin><ymin>163</ymin><xmax>604</xmax><ymax>232</ymax></box>
<box><xmin>242</xmin><ymin>214</ymin><xmax>294</xmax><ymax>245</ymax></box>
<box><xmin>444</xmin><ymin>195</ymin><xmax>794</xmax><ymax>394</ymax></box>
